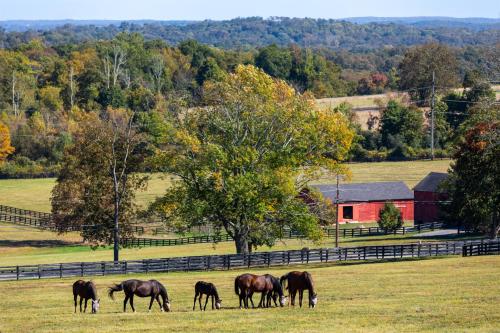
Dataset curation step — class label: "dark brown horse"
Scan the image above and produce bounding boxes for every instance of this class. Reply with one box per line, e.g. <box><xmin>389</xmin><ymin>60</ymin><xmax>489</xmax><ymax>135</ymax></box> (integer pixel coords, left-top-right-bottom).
<box><xmin>280</xmin><ymin>271</ymin><xmax>317</xmax><ymax>308</ymax></box>
<box><xmin>234</xmin><ymin>273</ymin><xmax>274</xmax><ymax>309</ymax></box>
<box><xmin>108</xmin><ymin>279</ymin><xmax>171</xmax><ymax>312</ymax></box>
<box><xmin>73</xmin><ymin>280</ymin><xmax>100</xmax><ymax>313</ymax></box>
<box><xmin>264</xmin><ymin>274</ymin><xmax>287</xmax><ymax>307</ymax></box>
<box><xmin>193</xmin><ymin>281</ymin><xmax>222</xmax><ymax>311</ymax></box>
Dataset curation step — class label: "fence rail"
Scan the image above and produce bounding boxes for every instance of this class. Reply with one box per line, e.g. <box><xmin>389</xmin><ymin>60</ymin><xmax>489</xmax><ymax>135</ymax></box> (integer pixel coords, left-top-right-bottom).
<box><xmin>0</xmin><ymin>239</ymin><xmax>492</xmax><ymax>281</ymax></box>
<box><xmin>462</xmin><ymin>240</ymin><xmax>500</xmax><ymax>256</ymax></box>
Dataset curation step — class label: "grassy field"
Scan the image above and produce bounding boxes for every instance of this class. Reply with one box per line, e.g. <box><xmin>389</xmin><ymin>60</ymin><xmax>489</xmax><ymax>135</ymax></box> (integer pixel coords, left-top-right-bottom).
<box><xmin>0</xmin><ymin>256</ymin><xmax>499</xmax><ymax>333</ymax></box>
<box><xmin>0</xmin><ymin>160</ymin><xmax>451</xmax><ymax>212</ymax></box>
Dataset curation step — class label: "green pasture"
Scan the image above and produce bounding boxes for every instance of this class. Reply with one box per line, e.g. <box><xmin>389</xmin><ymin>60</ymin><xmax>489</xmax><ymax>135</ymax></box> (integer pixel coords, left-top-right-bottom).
<box><xmin>0</xmin><ymin>160</ymin><xmax>451</xmax><ymax>212</ymax></box>
<box><xmin>0</xmin><ymin>256</ymin><xmax>499</xmax><ymax>333</ymax></box>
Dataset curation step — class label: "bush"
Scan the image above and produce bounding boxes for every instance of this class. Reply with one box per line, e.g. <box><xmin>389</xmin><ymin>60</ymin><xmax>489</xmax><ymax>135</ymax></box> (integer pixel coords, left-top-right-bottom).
<box><xmin>378</xmin><ymin>202</ymin><xmax>403</xmax><ymax>231</ymax></box>
<box><xmin>0</xmin><ymin>156</ymin><xmax>59</xmax><ymax>178</ymax></box>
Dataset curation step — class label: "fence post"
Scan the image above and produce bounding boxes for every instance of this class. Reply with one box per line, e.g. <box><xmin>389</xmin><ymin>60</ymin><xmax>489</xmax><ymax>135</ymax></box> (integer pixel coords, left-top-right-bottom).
<box><xmin>81</xmin><ymin>262</ymin><xmax>84</xmax><ymax>276</ymax></box>
<box><xmin>16</xmin><ymin>266</ymin><xmax>19</xmax><ymax>280</ymax></box>
<box><xmin>267</xmin><ymin>252</ymin><xmax>271</xmax><ymax>267</ymax></box>
<box><xmin>38</xmin><ymin>265</ymin><xmax>41</xmax><ymax>279</ymax></box>
<box><xmin>60</xmin><ymin>264</ymin><xmax>63</xmax><ymax>278</ymax></box>
<box><xmin>124</xmin><ymin>261</ymin><xmax>128</xmax><ymax>274</ymax></box>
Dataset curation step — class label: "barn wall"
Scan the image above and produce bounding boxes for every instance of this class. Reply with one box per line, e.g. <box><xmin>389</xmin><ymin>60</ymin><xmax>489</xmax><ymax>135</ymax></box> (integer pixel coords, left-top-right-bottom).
<box><xmin>338</xmin><ymin>200</ymin><xmax>414</xmax><ymax>223</ymax></box>
<box><xmin>414</xmin><ymin>191</ymin><xmax>447</xmax><ymax>224</ymax></box>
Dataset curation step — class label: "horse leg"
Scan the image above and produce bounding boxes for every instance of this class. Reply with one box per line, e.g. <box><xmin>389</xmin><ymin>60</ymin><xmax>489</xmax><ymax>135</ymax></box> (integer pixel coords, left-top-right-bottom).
<box><xmin>249</xmin><ymin>291</ymin><xmax>255</xmax><ymax>308</ymax></box>
<box><xmin>193</xmin><ymin>292</ymin><xmax>198</xmax><ymax>311</ymax></box>
<box><xmin>79</xmin><ymin>297</ymin><xmax>83</xmax><ymax>312</ymax></box>
<box><xmin>199</xmin><ymin>293</ymin><xmax>203</xmax><ymax>310</ymax></box>
<box><xmin>155</xmin><ymin>295</ymin><xmax>163</xmax><ymax>311</ymax></box>
<box><xmin>203</xmin><ymin>295</ymin><xmax>209</xmax><ymax>311</ymax></box>
<box><xmin>299</xmin><ymin>290</ymin><xmax>303</xmax><ymax>308</ymax></box>
<box><xmin>291</xmin><ymin>289</ymin><xmax>297</xmax><ymax>306</ymax></box>
<box><xmin>123</xmin><ymin>295</ymin><xmax>129</xmax><ymax>312</ymax></box>
<box><xmin>149</xmin><ymin>296</ymin><xmax>155</xmax><ymax>312</ymax></box>
<box><xmin>130</xmin><ymin>295</ymin><xmax>135</xmax><ymax>312</ymax></box>
<box><xmin>84</xmin><ymin>298</ymin><xmax>88</xmax><ymax>312</ymax></box>
<box><xmin>74</xmin><ymin>294</ymin><xmax>77</xmax><ymax>313</ymax></box>
<box><xmin>258</xmin><ymin>292</ymin><xmax>265</xmax><ymax>308</ymax></box>
<box><xmin>211</xmin><ymin>295</ymin><xmax>214</xmax><ymax>310</ymax></box>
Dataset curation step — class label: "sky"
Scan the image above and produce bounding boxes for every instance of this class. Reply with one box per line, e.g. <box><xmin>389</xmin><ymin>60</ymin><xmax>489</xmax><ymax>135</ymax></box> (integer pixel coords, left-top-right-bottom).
<box><xmin>0</xmin><ymin>0</ymin><xmax>498</xmax><ymax>20</ymax></box>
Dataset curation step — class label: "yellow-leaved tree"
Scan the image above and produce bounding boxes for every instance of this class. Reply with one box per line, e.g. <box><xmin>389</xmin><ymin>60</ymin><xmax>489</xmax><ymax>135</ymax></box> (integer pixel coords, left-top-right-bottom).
<box><xmin>0</xmin><ymin>122</ymin><xmax>15</xmax><ymax>164</ymax></box>
<box><xmin>152</xmin><ymin>65</ymin><xmax>355</xmax><ymax>254</ymax></box>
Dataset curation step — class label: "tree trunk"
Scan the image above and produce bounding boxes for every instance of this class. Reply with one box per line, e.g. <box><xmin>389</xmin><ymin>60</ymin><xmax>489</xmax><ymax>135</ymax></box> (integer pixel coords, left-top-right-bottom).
<box><xmin>113</xmin><ymin>199</ymin><xmax>120</xmax><ymax>262</ymax></box>
<box><xmin>234</xmin><ymin>234</ymin><xmax>249</xmax><ymax>255</ymax></box>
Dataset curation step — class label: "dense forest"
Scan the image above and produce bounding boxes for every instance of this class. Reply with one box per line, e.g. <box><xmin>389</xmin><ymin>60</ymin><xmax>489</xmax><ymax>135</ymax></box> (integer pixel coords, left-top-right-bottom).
<box><xmin>0</xmin><ymin>19</ymin><xmax>498</xmax><ymax>178</ymax></box>
<box><xmin>1</xmin><ymin>17</ymin><xmax>499</xmax><ymax>50</ymax></box>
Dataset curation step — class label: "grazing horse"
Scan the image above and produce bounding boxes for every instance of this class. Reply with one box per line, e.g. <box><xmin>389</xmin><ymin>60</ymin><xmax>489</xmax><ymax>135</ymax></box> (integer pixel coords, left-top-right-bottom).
<box><xmin>73</xmin><ymin>280</ymin><xmax>100</xmax><ymax>313</ymax></box>
<box><xmin>234</xmin><ymin>273</ymin><xmax>272</xmax><ymax>309</ymax></box>
<box><xmin>264</xmin><ymin>274</ymin><xmax>287</xmax><ymax>308</ymax></box>
<box><xmin>280</xmin><ymin>271</ymin><xmax>317</xmax><ymax>308</ymax></box>
<box><xmin>193</xmin><ymin>281</ymin><xmax>222</xmax><ymax>311</ymax></box>
<box><xmin>108</xmin><ymin>279</ymin><xmax>171</xmax><ymax>312</ymax></box>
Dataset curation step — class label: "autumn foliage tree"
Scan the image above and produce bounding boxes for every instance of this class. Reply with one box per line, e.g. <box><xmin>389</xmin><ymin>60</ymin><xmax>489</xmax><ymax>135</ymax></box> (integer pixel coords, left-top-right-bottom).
<box><xmin>51</xmin><ymin>109</ymin><xmax>148</xmax><ymax>260</ymax></box>
<box><xmin>0</xmin><ymin>121</ymin><xmax>15</xmax><ymax>164</ymax></box>
<box><xmin>444</xmin><ymin>103</ymin><xmax>500</xmax><ymax>238</ymax></box>
<box><xmin>151</xmin><ymin>65</ymin><xmax>354</xmax><ymax>254</ymax></box>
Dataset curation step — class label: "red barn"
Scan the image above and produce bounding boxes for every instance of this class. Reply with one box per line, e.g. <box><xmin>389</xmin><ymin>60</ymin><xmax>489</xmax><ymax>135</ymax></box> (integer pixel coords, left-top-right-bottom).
<box><xmin>313</xmin><ymin>182</ymin><xmax>414</xmax><ymax>223</ymax></box>
<box><xmin>414</xmin><ymin>172</ymin><xmax>448</xmax><ymax>224</ymax></box>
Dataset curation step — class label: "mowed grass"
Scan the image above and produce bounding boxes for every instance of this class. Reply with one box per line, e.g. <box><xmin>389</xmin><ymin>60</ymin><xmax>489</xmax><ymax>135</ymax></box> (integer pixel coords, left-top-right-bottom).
<box><xmin>0</xmin><ymin>256</ymin><xmax>499</xmax><ymax>333</ymax></box>
<box><xmin>0</xmin><ymin>160</ymin><xmax>451</xmax><ymax>212</ymax></box>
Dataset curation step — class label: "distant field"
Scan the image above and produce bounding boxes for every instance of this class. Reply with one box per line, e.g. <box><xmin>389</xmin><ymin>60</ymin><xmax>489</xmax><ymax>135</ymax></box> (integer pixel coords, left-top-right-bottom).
<box><xmin>0</xmin><ymin>256</ymin><xmax>499</xmax><ymax>333</ymax></box>
<box><xmin>316</xmin><ymin>92</ymin><xmax>406</xmax><ymax>109</ymax></box>
<box><xmin>0</xmin><ymin>160</ymin><xmax>451</xmax><ymax>212</ymax></box>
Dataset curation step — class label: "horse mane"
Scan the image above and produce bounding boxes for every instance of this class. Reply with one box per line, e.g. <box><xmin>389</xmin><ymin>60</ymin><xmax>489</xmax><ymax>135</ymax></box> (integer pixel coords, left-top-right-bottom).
<box><xmin>270</xmin><ymin>275</ymin><xmax>284</xmax><ymax>296</ymax></box>
<box><xmin>280</xmin><ymin>273</ymin><xmax>289</xmax><ymax>291</ymax></box>
<box><xmin>303</xmin><ymin>271</ymin><xmax>315</xmax><ymax>294</ymax></box>
<box><xmin>212</xmin><ymin>284</ymin><xmax>221</xmax><ymax>301</ymax></box>
<box><xmin>86</xmin><ymin>281</ymin><xmax>98</xmax><ymax>300</ymax></box>
<box><xmin>156</xmin><ymin>281</ymin><xmax>169</xmax><ymax>302</ymax></box>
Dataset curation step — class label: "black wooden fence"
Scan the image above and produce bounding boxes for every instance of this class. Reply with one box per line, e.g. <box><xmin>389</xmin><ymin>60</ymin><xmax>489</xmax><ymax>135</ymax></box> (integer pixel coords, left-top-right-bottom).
<box><xmin>462</xmin><ymin>240</ymin><xmax>500</xmax><ymax>256</ymax></box>
<box><xmin>120</xmin><ymin>223</ymin><xmax>444</xmax><ymax>247</ymax></box>
<box><xmin>0</xmin><ymin>239</ymin><xmax>492</xmax><ymax>281</ymax></box>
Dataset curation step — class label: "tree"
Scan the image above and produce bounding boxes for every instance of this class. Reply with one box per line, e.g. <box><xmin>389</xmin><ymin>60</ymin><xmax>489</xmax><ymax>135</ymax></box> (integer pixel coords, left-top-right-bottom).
<box><xmin>0</xmin><ymin>121</ymin><xmax>15</xmax><ymax>164</ymax></box>
<box><xmin>444</xmin><ymin>103</ymin><xmax>500</xmax><ymax>238</ymax></box>
<box><xmin>51</xmin><ymin>109</ymin><xmax>148</xmax><ymax>261</ymax></box>
<box><xmin>151</xmin><ymin>65</ymin><xmax>354</xmax><ymax>254</ymax></box>
<box><xmin>398</xmin><ymin>43</ymin><xmax>459</xmax><ymax>103</ymax></box>
<box><xmin>380</xmin><ymin>100</ymin><xmax>424</xmax><ymax>149</ymax></box>
<box><xmin>378</xmin><ymin>202</ymin><xmax>403</xmax><ymax>231</ymax></box>
<box><xmin>255</xmin><ymin>45</ymin><xmax>292</xmax><ymax>80</ymax></box>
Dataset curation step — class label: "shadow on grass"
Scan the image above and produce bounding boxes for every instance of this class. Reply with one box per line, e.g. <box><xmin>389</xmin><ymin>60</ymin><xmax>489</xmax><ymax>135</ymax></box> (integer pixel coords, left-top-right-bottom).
<box><xmin>0</xmin><ymin>240</ymin><xmax>80</xmax><ymax>248</ymax></box>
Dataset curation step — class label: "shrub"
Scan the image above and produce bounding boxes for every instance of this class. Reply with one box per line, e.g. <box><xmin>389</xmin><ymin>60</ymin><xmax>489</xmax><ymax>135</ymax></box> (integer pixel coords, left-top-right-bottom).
<box><xmin>378</xmin><ymin>202</ymin><xmax>403</xmax><ymax>231</ymax></box>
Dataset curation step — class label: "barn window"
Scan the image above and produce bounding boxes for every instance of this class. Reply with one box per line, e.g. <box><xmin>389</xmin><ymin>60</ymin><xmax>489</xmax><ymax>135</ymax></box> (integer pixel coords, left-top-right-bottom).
<box><xmin>343</xmin><ymin>206</ymin><xmax>353</xmax><ymax>219</ymax></box>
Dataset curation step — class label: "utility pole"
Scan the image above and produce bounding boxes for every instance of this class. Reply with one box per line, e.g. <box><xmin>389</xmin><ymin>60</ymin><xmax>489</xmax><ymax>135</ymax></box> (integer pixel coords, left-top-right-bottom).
<box><xmin>430</xmin><ymin>70</ymin><xmax>435</xmax><ymax>161</ymax></box>
<box><xmin>335</xmin><ymin>174</ymin><xmax>340</xmax><ymax>248</ymax></box>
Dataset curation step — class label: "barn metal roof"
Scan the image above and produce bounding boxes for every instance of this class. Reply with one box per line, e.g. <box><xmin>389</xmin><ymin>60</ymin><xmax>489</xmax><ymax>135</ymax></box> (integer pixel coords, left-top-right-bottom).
<box><xmin>413</xmin><ymin>172</ymin><xmax>448</xmax><ymax>193</ymax></box>
<box><xmin>313</xmin><ymin>182</ymin><xmax>414</xmax><ymax>203</ymax></box>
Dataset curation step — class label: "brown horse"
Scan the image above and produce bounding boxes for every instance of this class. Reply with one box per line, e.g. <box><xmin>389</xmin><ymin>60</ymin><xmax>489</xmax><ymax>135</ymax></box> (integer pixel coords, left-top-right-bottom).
<box><xmin>108</xmin><ymin>279</ymin><xmax>171</xmax><ymax>312</ymax></box>
<box><xmin>280</xmin><ymin>271</ymin><xmax>317</xmax><ymax>308</ymax></box>
<box><xmin>73</xmin><ymin>280</ymin><xmax>100</xmax><ymax>313</ymax></box>
<box><xmin>193</xmin><ymin>281</ymin><xmax>222</xmax><ymax>311</ymax></box>
<box><xmin>264</xmin><ymin>274</ymin><xmax>287</xmax><ymax>307</ymax></box>
<box><xmin>234</xmin><ymin>273</ymin><xmax>273</xmax><ymax>309</ymax></box>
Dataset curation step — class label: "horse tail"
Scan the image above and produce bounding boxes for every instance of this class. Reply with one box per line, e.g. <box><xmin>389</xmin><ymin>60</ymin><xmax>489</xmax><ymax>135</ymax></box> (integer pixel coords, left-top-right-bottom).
<box><xmin>234</xmin><ymin>276</ymin><xmax>240</xmax><ymax>296</ymax></box>
<box><xmin>280</xmin><ymin>273</ymin><xmax>289</xmax><ymax>291</ymax></box>
<box><xmin>108</xmin><ymin>283</ymin><xmax>123</xmax><ymax>300</ymax></box>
